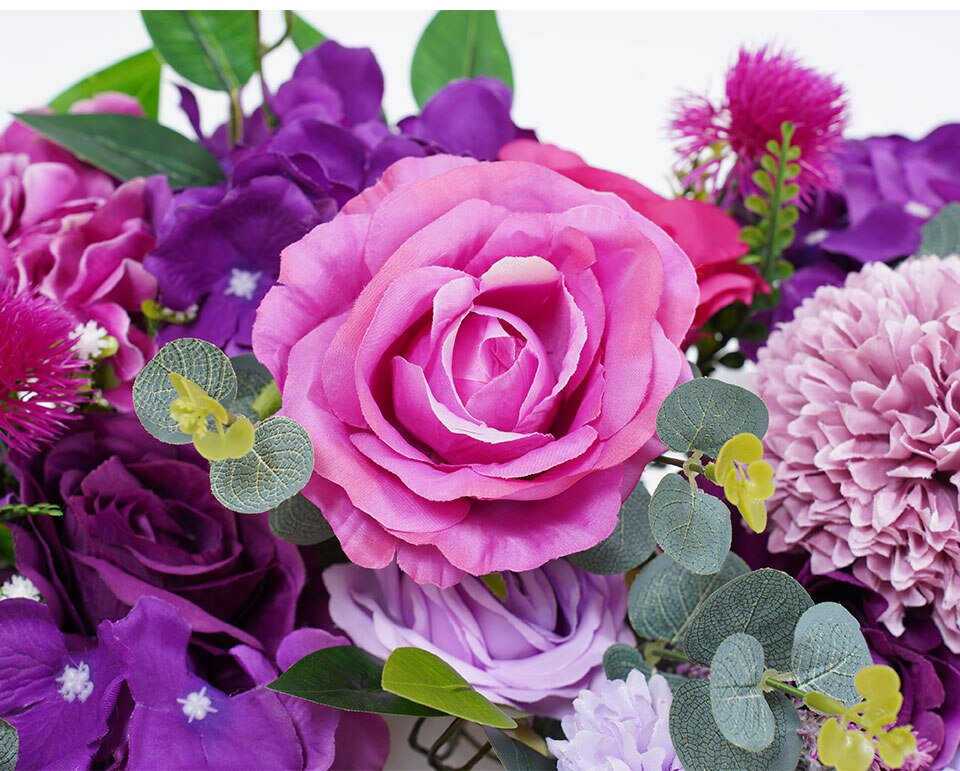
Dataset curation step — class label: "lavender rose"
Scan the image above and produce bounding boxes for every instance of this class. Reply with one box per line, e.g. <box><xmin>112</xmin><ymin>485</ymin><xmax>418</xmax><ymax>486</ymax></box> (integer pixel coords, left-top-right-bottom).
<box><xmin>323</xmin><ymin>560</ymin><xmax>632</xmax><ymax>718</ymax></box>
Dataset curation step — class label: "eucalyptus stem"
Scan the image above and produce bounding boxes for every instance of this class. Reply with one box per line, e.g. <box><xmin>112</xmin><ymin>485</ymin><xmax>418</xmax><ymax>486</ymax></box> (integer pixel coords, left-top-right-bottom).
<box><xmin>648</xmin><ymin>646</ymin><xmax>692</xmax><ymax>664</ymax></box>
<box><xmin>653</xmin><ymin>455</ymin><xmax>687</xmax><ymax>469</ymax></box>
<box><xmin>764</xmin><ymin>677</ymin><xmax>807</xmax><ymax>700</ymax></box>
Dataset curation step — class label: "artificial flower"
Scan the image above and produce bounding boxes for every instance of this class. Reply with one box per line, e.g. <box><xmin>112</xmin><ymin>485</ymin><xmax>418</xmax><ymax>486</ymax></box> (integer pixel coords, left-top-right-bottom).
<box><xmin>253</xmin><ymin>154</ymin><xmax>698</xmax><ymax>585</ymax></box>
<box><xmin>707</xmin><ymin>432</ymin><xmax>775</xmax><ymax>533</ymax></box>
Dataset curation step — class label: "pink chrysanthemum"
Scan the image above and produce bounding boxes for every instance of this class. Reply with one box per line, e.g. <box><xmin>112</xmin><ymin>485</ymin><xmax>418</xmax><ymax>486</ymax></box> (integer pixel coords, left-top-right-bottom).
<box><xmin>672</xmin><ymin>46</ymin><xmax>848</xmax><ymax>197</ymax></box>
<box><xmin>756</xmin><ymin>256</ymin><xmax>960</xmax><ymax>653</ymax></box>
<box><xmin>0</xmin><ymin>284</ymin><xmax>87</xmax><ymax>453</ymax></box>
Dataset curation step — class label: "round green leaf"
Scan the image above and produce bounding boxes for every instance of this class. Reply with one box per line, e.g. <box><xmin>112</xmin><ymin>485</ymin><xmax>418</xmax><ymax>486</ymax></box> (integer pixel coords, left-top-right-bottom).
<box><xmin>710</xmin><ymin>633</ymin><xmax>775</xmax><ymax>751</ymax></box>
<box><xmin>628</xmin><ymin>552</ymin><xmax>748</xmax><ymax>645</ymax></box>
<box><xmin>670</xmin><ymin>679</ymin><xmax>802</xmax><ymax>771</ymax></box>
<box><xmin>568</xmin><ymin>482</ymin><xmax>654</xmax><ymax>574</ymax></box>
<box><xmin>209</xmin><ymin>417</ymin><xmax>314</xmax><ymax>514</ymax></box>
<box><xmin>791</xmin><ymin>602</ymin><xmax>872</xmax><ymax>707</ymax></box>
<box><xmin>268</xmin><ymin>493</ymin><xmax>333</xmax><ymax>546</ymax></box>
<box><xmin>919</xmin><ymin>203</ymin><xmax>960</xmax><ymax>257</ymax></box>
<box><xmin>133</xmin><ymin>338</ymin><xmax>237</xmax><ymax>444</ymax></box>
<box><xmin>655</xmin><ymin>378</ymin><xmax>769</xmax><ymax>458</ymax></box>
<box><xmin>228</xmin><ymin>354</ymin><xmax>275</xmax><ymax>421</ymax></box>
<box><xmin>683</xmin><ymin>568</ymin><xmax>813</xmax><ymax>669</ymax></box>
<box><xmin>0</xmin><ymin>718</ymin><xmax>17</xmax><ymax>771</ymax></box>
<box><xmin>648</xmin><ymin>474</ymin><xmax>731</xmax><ymax>575</ymax></box>
<box><xmin>603</xmin><ymin>644</ymin><xmax>648</xmax><ymax>681</ymax></box>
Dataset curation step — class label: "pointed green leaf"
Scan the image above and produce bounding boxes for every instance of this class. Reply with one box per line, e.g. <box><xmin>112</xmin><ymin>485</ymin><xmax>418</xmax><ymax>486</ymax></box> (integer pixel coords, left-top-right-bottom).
<box><xmin>919</xmin><ymin>203</ymin><xmax>960</xmax><ymax>257</ymax></box>
<box><xmin>268</xmin><ymin>492</ymin><xmax>333</xmax><ymax>546</ymax></box>
<box><xmin>133</xmin><ymin>338</ymin><xmax>237</xmax><ymax>444</ymax></box>
<box><xmin>269</xmin><ymin>645</ymin><xmax>443</xmax><ymax>716</ymax></box>
<box><xmin>382</xmin><ymin>647</ymin><xmax>517</xmax><ymax>729</ymax></box>
<box><xmin>0</xmin><ymin>719</ymin><xmax>15</xmax><ymax>771</ymax></box>
<box><xmin>411</xmin><ymin>11</ymin><xmax>513</xmax><ymax>108</ymax></box>
<box><xmin>649</xmin><ymin>474</ymin><xmax>731</xmax><ymax>575</ymax></box>
<box><xmin>710</xmin><ymin>633</ymin><xmax>775</xmax><ymax>751</ymax></box>
<box><xmin>50</xmin><ymin>49</ymin><xmax>162</xmax><ymax>119</ymax></box>
<box><xmin>290</xmin><ymin>13</ymin><xmax>326</xmax><ymax>53</ymax></box>
<box><xmin>228</xmin><ymin>354</ymin><xmax>275</xmax><ymax>422</ymax></box>
<box><xmin>13</xmin><ymin>113</ymin><xmax>224</xmax><ymax>189</ymax></box>
<box><xmin>141</xmin><ymin>10</ymin><xmax>258</xmax><ymax>91</ymax></box>
<box><xmin>483</xmin><ymin>728</ymin><xmax>557</xmax><ymax>770</ymax></box>
<box><xmin>568</xmin><ymin>481</ymin><xmax>654</xmax><ymax>574</ymax></box>
<box><xmin>792</xmin><ymin>602</ymin><xmax>872</xmax><ymax>707</ymax></box>
<box><xmin>684</xmin><ymin>568</ymin><xmax>813</xmax><ymax>669</ymax></box>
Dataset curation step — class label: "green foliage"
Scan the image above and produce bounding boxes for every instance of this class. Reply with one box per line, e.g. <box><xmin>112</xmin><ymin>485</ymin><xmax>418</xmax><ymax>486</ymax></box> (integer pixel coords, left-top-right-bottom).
<box><xmin>0</xmin><ymin>719</ymin><xmax>17</xmax><ymax>771</ymax></box>
<box><xmin>208</xmin><ymin>417</ymin><xmax>314</xmax><ymax>513</ymax></box>
<box><xmin>382</xmin><ymin>647</ymin><xmax>517</xmax><ymax>729</ymax></box>
<box><xmin>709</xmin><ymin>633</ymin><xmax>775</xmax><ymax>751</ymax></box>
<box><xmin>141</xmin><ymin>10</ymin><xmax>258</xmax><ymax>91</ymax></box>
<box><xmin>683</xmin><ymin>568</ymin><xmax>813</xmax><ymax>670</ymax></box>
<box><xmin>268</xmin><ymin>645</ymin><xmax>442</xmax><ymax>716</ymax></box>
<box><xmin>12</xmin><ymin>113</ymin><xmax>224</xmax><ymax>189</ymax></box>
<box><xmin>919</xmin><ymin>203</ymin><xmax>960</xmax><ymax>257</ymax></box>
<box><xmin>0</xmin><ymin>526</ymin><xmax>13</xmax><ymax>567</ymax></box>
<box><xmin>568</xmin><ymin>482</ymin><xmax>654</xmax><ymax>574</ymax></box>
<box><xmin>290</xmin><ymin>13</ymin><xmax>326</xmax><ymax>53</ymax></box>
<box><xmin>133</xmin><ymin>339</ymin><xmax>237</xmax><ymax>444</ymax></box>
<box><xmin>648</xmin><ymin>473</ymin><xmax>731</xmax><ymax>575</ymax></box>
<box><xmin>792</xmin><ymin>602</ymin><xmax>872</xmax><ymax>707</ymax></box>
<box><xmin>0</xmin><ymin>502</ymin><xmax>63</xmax><ymax>523</ymax></box>
<box><xmin>603</xmin><ymin>643</ymin><xmax>649</xmax><ymax>681</ymax></box>
<box><xmin>411</xmin><ymin>11</ymin><xmax>513</xmax><ymax>108</ymax></box>
<box><xmin>49</xmin><ymin>49</ymin><xmax>162</xmax><ymax>119</ymax></box>
<box><xmin>228</xmin><ymin>354</ymin><xmax>276</xmax><ymax>421</ymax></box>
<box><xmin>483</xmin><ymin>727</ymin><xmax>557</xmax><ymax>770</ymax></box>
<box><xmin>655</xmin><ymin>378</ymin><xmax>768</xmax><ymax>458</ymax></box>
<box><xmin>268</xmin><ymin>493</ymin><xmax>334</xmax><ymax>545</ymax></box>
<box><xmin>670</xmin><ymin>679</ymin><xmax>802</xmax><ymax>771</ymax></box>
<box><xmin>628</xmin><ymin>552</ymin><xmax>748</xmax><ymax>646</ymax></box>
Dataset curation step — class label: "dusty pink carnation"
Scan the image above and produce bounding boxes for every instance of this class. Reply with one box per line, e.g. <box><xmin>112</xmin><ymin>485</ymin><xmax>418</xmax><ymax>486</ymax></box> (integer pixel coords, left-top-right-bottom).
<box><xmin>756</xmin><ymin>256</ymin><xmax>960</xmax><ymax>651</ymax></box>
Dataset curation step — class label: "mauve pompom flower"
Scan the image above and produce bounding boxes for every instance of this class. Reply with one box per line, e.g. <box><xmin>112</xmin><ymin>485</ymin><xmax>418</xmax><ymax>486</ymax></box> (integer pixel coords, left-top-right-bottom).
<box><xmin>0</xmin><ymin>285</ymin><xmax>86</xmax><ymax>453</ymax></box>
<box><xmin>324</xmin><ymin>560</ymin><xmax>632</xmax><ymax>718</ymax></box>
<box><xmin>254</xmin><ymin>155</ymin><xmax>698</xmax><ymax>586</ymax></box>
<box><xmin>546</xmin><ymin>669</ymin><xmax>681</xmax><ymax>771</ymax></box>
<box><xmin>756</xmin><ymin>255</ymin><xmax>960</xmax><ymax>652</ymax></box>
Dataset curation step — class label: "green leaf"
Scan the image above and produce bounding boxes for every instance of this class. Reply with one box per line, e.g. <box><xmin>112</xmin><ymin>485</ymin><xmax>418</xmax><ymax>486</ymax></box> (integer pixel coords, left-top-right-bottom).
<box><xmin>710</xmin><ymin>633</ymin><xmax>775</xmax><ymax>751</ymax></box>
<box><xmin>209</xmin><ymin>417</ymin><xmax>314</xmax><ymax>514</ymax></box>
<box><xmin>13</xmin><ymin>113</ymin><xmax>224</xmax><ymax>189</ymax></box>
<box><xmin>628</xmin><ymin>552</ymin><xmax>749</xmax><ymax>646</ymax></box>
<box><xmin>0</xmin><ymin>526</ymin><xmax>13</xmax><ymax>567</ymax></box>
<box><xmin>0</xmin><ymin>719</ymin><xmax>17</xmax><ymax>771</ymax></box>
<box><xmin>791</xmin><ymin>602</ymin><xmax>872</xmax><ymax>707</ymax></box>
<box><xmin>50</xmin><ymin>49</ymin><xmax>162</xmax><ymax>119</ymax></box>
<box><xmin>784</xmin><ymin>162</ymin><xmax>802</xmax><ymax>179</ymax></box>
<box><xmin>411</xmin><ymin>11</ymin><xmax>513</xmax><ymax>108</ymax></box>
<box><xmin>670</xmin><ymin>679</ymin><xmax>802</xmax><ymax>771</ymax></box>
<box><xmin>568</xmin><ymin>482</ymin><xmax>654</xmax><ymax>574</ymax></box>
<box><xmin>603</xmin><ymin>643</ymin><xmax>647</xmax><ymax>681</ymax></box>
<box><xmin>648</xmin><ymin>474</ymin><xmax>731</xmax><ymax>575</ymax></box>
<box><xmin>483</xmin><ymin>728</ymin><xmax>557</xmax><ymax>770</ymax></box>
<box><xmin>683</xmin><ymin>568</ymin><xmax>814</xmax><ymax>669</ymax></box>
<box><xmin>269</xmin><ymin>645</ymin><xmax>443</xmax><ymax>716</ymax></box>
<box><xmin>782</xmin><ymin>183</ymin><xmax>801</xmax><ymax>201</ymax></box>
<box><xmin>919</xmin><ymin>203</ymin><xmax>960</xmax><ymax>257</ymax></box>
<box><xmin>743</xmin><ymin>195</ymin><xmax>768</xmax><ymax>216</ymax></box>
<box><xmin>382</xmin><ymin>647</ymin><xmax>517</xmax><ymax>729</ymax></box>
<box><xmin>268</xmin><ymin>492</ymin><xmax>334</xmax><ymax>546</ymax></box>
<box><xmin>655</xmin><ymin>378</ymin><xmax>769</xmax><ymax>458</ymax></box>
<box><xmin>759</xmin><ymin>155</ymin><xmax>778</xmax><ymax>175</ymax></box>
<box><xmin>0</xmin><ymin>502</ymin><xmax>63</xmax><ymax>523</ymax></box>
<box><xmin>752</xmin><ymin>169</ymin><xmax>774</xmax><ymax>196</ymax></box>
<box><xmin>290</xmin><ymin>12</ymin><xmax>326</xmax><ymax>53</ymax></box>
<box><xmin>228</xmin><ymin>354</ymin><xmax>275</xmax><ymax>422</ymax></box>
<box><xmin>141</xmin><ymin>10</ymin><xmax>258</xmax><ymax>91</ymax></box>
<box><xmin>133</xmin><ymin>338</ymin><xmax>237</xmax><ymax>445</ymax></box>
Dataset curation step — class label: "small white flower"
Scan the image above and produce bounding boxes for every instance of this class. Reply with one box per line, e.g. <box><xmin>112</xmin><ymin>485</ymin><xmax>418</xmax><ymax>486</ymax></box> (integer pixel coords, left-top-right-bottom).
<box><xmin>224</xmin><ymin>270</ymin><xmax>262</xmax><ymax>301</ymax></box>
<box><xmin>57</xmin><ymin>662</ymin><xmax>94</xmax><ymax>703</ymax></box>
<box><xmin>805</xmin><ymin>228</ymin><xmax>829</xmax><ymax>246</ymax></box>
<box><xmin>177</xmin><ymin>686</ymin><xmax>218</xmax><ymax>723</ymax></box>
<box><xmin>0</xmin><ymin>574</ymin><xmax>41</xmax><ymax>602</ymax></box>
<box><xmin>69</xmin><ymin>320</ymin><xmax>111</xmax><ymax>359</ymax></box>
<box><xmin>904</xmin><ymin>200</ymin><xmax>933</xmax><ymax>219</ymax></box>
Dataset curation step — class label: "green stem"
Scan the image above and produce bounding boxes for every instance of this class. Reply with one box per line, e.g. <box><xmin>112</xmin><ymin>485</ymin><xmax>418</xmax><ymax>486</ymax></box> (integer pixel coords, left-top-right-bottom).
<box><xmin>228</xmin><ymin>89</ymin><xmax>243</xmax><ymax>146</ymax></box>
<box><xmin>760</xmin><ymin>124</ymin><xmax>794</xmax><ymax>280</ymax></box>
<box><xmin>764</xmin><ymin>678</ymin><xmax>807</xmax><ymax>700</ymax></box>
<box><xmin>255</xmin><ymin>11</ymin><xmax>292</xmax><ymax>129</ymax></box>
<box><xmin>648</xmin><ymin>646</ymin><xmax>692</xmax><ymax>664</ymax></box>
<box><xmin>652</xmin><ymin>455</ymin><xmax>687</xmax><ymax>469</ymax></box>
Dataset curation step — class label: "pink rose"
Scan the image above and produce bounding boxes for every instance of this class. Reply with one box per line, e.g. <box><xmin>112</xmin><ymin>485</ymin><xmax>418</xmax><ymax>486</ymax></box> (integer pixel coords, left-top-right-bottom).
<box><xmin>499</xmin><ymin>140</ymin><xmax>767</xmax><ymax>336</ymax></box>
<box><xmin>254</xmin><ymin>155</ymin><xmax>698</xmax><ymax>586</ymax></box>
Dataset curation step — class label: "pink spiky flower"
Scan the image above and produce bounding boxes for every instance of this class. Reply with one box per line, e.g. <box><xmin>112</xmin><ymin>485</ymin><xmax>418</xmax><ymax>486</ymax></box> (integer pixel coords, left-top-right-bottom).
<box><xmin>672</xmin><ymin>46</ymin><xmax>848</xmax><ymax>198</ymax></box>
<box><xmin>0</xmin><ymin>284</ymin><xmax>87</xmax><ymax>453</ymax></box>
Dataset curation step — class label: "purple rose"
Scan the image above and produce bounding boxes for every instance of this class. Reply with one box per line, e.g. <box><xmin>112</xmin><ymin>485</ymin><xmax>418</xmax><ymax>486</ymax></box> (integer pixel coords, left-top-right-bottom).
<box><xmin>8</xmin><ymin>413</ymin><xmax>306</xmax><ymax>663</ymax></box>
<box><xmin>324</xmin><ymin>560</ymin><xmax>632</xmax><ymax>718</ymax></box>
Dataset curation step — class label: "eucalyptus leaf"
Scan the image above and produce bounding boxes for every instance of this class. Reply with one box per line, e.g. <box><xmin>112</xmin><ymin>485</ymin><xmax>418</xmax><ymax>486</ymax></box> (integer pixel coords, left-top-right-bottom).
<box><xmin>709</xmin><ymin>633</ymin><xmax>775</xmax><ymax>752</ymax></box>
<box><xmin>269</xmin><ymin>645</ymin><xmax>442</xmax><ymax>716</ymax></box>
<box><xmin>655</xmin><ymin>378</ymin><xmax>769</xmax><ymax>458</ymax></box>
<box><xmin>50</xmin><ymin>49</ymin><xmax>162</xmax><ymax>119</ymax></box>
<box><xmin>483</xmin><ymin>728</ymin><xmax>557</xmax><ymax>771</ymax></box>
<box><xmin>683</xmin><ymin>568</ymin><xmax>813</xmax><ymax>670</ymax></box>
<box><xmin>603</xmin><ymin>644</ymin><xmax>649</xmax><ymax>681</ymax></box>
<box><xmin>133</xmin><ymin>338</ymin><xmax>237</xmax><ymax>444</ymax></box>
<box><xmin>268</xmin><ymin>493</ymin><xmax>334</xmax><ymax>546</ymax></box>
<box><xmin>13</xmin><ymin>113</ymin><xmax>224</xmax><ymax>189</ymax></box>
<box><xmin>382</xmin><ymin>647</ymin><xmax>516</xmax><ymax>729</ymax></box>
<box><xmin>791</xmin><ymin>602</ymin><xmax>872</xmax><ymax>707</ymax></box>
<box><xmin>209</xmin><ymin>417</ymin><xmax>314</xmax><ymax>514</ymax></box>
<box><xmin>228</xmin><ymin>354</ymin><xmax>275</xmax><ymax>421</ymax></box>
<box><xmin>411</xmin><ymin>11</ymin><xmax>513</xmax><ymax>108</ymax></box>
<box><xmin>648</xmin><ymin>474</ymin><xmax>731</xmax><ymax>575</ymax></box>
<box><xmin>919</xmin><ymin>203</ymin><xmax>960</xmax><ymax>257</ymax></box>
<box><xmin>0</xmin><ymin>719</ymin><xmax>16</xmax><ymax>771</ymax></box>
<box><xmin>628</xmin><ymin>552</ymin><xmax>749</xmax><ymax>646</ymax></box>
<box><xmin>290</xmin><ymin>12</ymin><xmax>326</xmax><ymax>53</ymax></box>
<box><xmin>141</xmin><ymin>10</ymin><xmax>258</xmax><ymax>91</ymax></box>
<box><xmin>670</xmin><ymin>680</ymin><xmax>802</xmax><ymax>771</ymax></box>
<box><xmin>568</xmin><ymin>482</ymin><xmax>654</xmax><ymax>574</ymax></box>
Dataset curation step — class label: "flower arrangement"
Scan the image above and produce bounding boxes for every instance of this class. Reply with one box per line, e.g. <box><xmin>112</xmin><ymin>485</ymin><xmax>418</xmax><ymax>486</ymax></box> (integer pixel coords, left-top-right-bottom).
<box><xmin>2</xmin><ymin>10</ymin><xmax>959</xmax><ymax>771</ymax></box>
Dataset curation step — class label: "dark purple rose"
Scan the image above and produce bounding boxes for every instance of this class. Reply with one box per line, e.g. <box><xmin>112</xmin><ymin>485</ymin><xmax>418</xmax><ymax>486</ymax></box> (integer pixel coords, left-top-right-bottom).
<box><xmin>7</xmin><ymin>413</ymin><xmax>306</xmax><ymax>664</ymax></box>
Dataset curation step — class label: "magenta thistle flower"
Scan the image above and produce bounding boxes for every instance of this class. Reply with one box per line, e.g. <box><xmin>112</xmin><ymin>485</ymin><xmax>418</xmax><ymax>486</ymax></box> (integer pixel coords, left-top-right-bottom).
<box><xmin>672</xmin><ymin>46</ymin><xmax>848</xmax><ymax>197</ymax></box>
<box><xmin>0</xmin><ymin>284</ymin><xmax>86</xmax><ymax>453</ymax></box>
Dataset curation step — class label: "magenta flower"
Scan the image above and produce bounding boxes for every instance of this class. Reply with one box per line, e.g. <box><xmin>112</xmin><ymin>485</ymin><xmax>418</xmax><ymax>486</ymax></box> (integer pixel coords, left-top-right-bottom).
<box><xmin>0</xmin><ymin>285</ymin><xmax>86</xmax><ymax>453</ymax></box>
<box><xmin>672</xmin><ymin>46</ymin><xmax>848</xmax><ymax>197</ymax></box>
